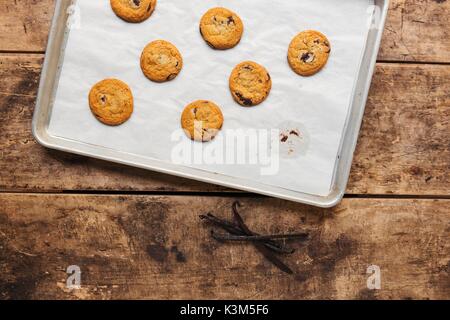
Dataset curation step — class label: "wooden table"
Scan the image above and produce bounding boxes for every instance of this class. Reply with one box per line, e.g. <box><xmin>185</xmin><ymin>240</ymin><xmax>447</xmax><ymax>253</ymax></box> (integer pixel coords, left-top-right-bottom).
<box><xmin>0</xmin><ymin>0</ymin><xmax>449</xmax><ymax>300</ymax></box>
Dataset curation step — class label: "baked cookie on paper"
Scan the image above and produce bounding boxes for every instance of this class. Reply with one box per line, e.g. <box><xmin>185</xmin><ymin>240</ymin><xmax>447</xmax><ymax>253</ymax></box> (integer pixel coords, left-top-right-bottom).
<box><xmin>89</xmin><ymin>79</ymin><xmax>134</xmax><ymax>126</ymax></box>
<box><xmin>229</xmin><ymin>61</ymin><xmax>272</xmax><ymax>107</ymax></box>
<box><xmin>181</xmin><ymin>100</ymin><xmax>224</xmax><ymax>142</ymax></box>
<box><xmin>288</xmin><ymin>30</ymin><xmax>331</xmax><ymax>76</ymax></box>
<box><xmin>140</xmin><ymin>40</ymin><xmax>183</xmax><ymax>82</ymax></box>
<box><xmin>200</xmin><ymin>7</ymin><xmax>244</xmax><ymax>50</ymax></box>
<box><xmin>110</xmin><ymin>0</ymin><xmax>157</xmax><ymax>23</ymax></box>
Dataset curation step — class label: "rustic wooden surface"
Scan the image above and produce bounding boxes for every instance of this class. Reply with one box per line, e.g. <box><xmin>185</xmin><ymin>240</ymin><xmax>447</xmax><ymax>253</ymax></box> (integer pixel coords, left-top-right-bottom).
<box><xmin>0</xmin><ymin>195</ymin><xmax>449</xmax><ymax>300</ymax></box>
<box><xmin>1</xmin><ymin>0</ymin><xmax>449</xmax><ymax>62</ymax></box>
<box><xmin>0</xmin><ymin>0</ymin><xmax>449</xmax><ymax>300</ymax></box>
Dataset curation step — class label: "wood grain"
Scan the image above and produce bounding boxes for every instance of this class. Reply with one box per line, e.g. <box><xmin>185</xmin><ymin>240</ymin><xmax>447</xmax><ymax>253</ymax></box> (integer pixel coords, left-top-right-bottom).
<box><xmin>379</xmin><ymin>0</ymin><xmax>450</xmax><ymax>63</ymax></box>
<box><xmin>0</xmin><ymin>0</ymin><xmax>449</xmax><ymax>62</ymax></box>
<box><xmin>349</xmin><ymin>62</ymin><xmax>450</xmax><ymax>195</ymax></box>
<box><xmin>1</xmin><ymin>55</ymin><xmax>448</xmax><ymax>195</ymax></box>
<box><xmin>0</xmin><ymin>0</ymin><xmax>448</xmax><ymax>303</ymax></box>
<box><xmin>0</xmin><ymin>0</ymin><xmax>54</xmax><ymax>52</ymax></box>
<box><xmin>0</xmin><ymin>194</ymin><xmax>448</xmax><ymax>300</ymax></box>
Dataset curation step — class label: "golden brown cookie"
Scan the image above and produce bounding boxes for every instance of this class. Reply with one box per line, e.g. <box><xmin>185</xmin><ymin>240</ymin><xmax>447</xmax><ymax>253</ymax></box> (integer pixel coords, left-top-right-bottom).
<box><xmin>181</xmin><ymin>100</ymin><xmax>224</xmax><ymax>142</ymax></box>
<box><xmin>200</xmin><ymin>7</ymin><xmax>244</xmax><ymax>50</ymax></box>
<box><xmin>140</xmin><ymin>40</ymin><xmax>183</xmax><ymax>83</ymax></box>
<box><xmin>88</xmin><ymin>79</ymin><xmax>133</xmax><ymax>126</ymax></box>
<box><xmin>110</xmin><ymin>0</ymin><xmax>157</xmax><ymax>23</ymax></box>
<box><xmin>288</xmin><ymin>30</ymin><xmax>331</xmax><ymax>76</ymax></box>
<box><xmin>229</xmin><ymin>61</ymin><xmax>272</xmax><ymax>106</ymax></box>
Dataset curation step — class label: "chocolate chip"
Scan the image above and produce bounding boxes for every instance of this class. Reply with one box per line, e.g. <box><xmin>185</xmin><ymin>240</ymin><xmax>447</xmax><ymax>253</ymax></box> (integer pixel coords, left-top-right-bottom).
<box><xmin>166</xmin><ymin>73</ymin><xmax>177</xmax><ymax>81</ymax></box>
<box><xmin>227</xmin><ymin>16</ymin><xmax>235</xmax><ymax>25</ymax></box>
<box><xmin>235</xmin><ymin>92</ymin><xmax>253</xmax><ymax>106</ymax></box>
<box><xmin>100</xmin><ymin>95</ymin><xmax>106</xmax><ymax>103</ymax></box>
<box><xmin>300</xmin><ymin>52</ymin><xmax>315</xmax><ymax>63</ymax></box>
<box><xmin>132</xmin><ymin>0</ymin><xmax>141</xmax><ymax>7</ymax></box>
<box><xmin>205</xmin><ymin>40</ymin><xmax>215</xmax><ymax>49</ymax></box>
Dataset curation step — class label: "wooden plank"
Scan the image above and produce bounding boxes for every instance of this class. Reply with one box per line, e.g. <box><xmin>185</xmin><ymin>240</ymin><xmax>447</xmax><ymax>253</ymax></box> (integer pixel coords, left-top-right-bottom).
<box><xmin>1</xmin><ymin>55</ymin><xmax>449</xmax><ymax>195</ymax></box>
<box><xmin>349</xmin><ymin>62</ymin><xmax>450</xmax><ymax>195</ymax></box>
<box><xmin>0</xmin><ymin>194</ymin><xmax>448</xmax><ymax>300</ymax></box>
<box><xmin>0</xmin><ymin>0</ymin><xmax>449</xmax><ymax>62</ymax></box>
<box><xmin>0</xmin><ymin>0</ymin><xmax>54</xmax><ymax>52</ymax></box>
<box><xmin>379</xmin><ymin>0</ymin><xmax>450</xmax><ymax>63</ymax></box>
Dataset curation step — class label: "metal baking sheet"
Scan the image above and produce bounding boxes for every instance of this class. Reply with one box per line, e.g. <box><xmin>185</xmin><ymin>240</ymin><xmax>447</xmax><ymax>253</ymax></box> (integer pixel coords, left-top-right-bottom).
<box><xmin>33</xmin><ymin>0</ymin><xmax>389</xmax><ymax>207</ymax></box>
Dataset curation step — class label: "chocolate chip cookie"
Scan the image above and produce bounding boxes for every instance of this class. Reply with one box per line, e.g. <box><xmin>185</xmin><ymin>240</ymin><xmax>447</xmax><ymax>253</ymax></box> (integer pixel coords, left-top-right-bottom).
<box><xmin>140</xmin><ymin>40</ymin><xmax>183</xmax><ymax>82</ymax></box>
<box><xmin>229</xmin><ymin>61</ymin><xmax>272</xmax><ymax>106</ymax></box>
<box><xmin>89</xmin><ymin>79</ymin><xmax>134</xmax><ymax>126</ymax></box>
<box><xmin>200</xmin><ymin>7</ymin><xmax>244</xmax><ymax>50</ymax></box>
<box><xmin>288</xmin><ymin>30</ymin><xmax>331</xmax><ymax>76</ymax></box>
<box><xmin>110</xmin><ymin>0</ymin><xmax>157</xmax><ymax>23</ymax></box>
<box><xmin>181</xmin><ymin>100</ymin><xmax>224</xmax><ymax>142</ymax></box>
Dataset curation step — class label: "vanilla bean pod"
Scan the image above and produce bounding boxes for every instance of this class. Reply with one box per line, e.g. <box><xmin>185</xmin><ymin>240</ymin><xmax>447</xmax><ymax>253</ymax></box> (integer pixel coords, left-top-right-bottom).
<box><xmin>211</xmin><ymin>230</ymin><xmax>309</xmax><ymax>242</ymax></box>
<box><xmin>231</xmin><ymin>201</ymin><xmax>294</xmax><ymax>275</ymax></box>
<box><xmin>199</xmin><ymin>213</ymin><xmax>295</xmax><ymax>254</ymax></box>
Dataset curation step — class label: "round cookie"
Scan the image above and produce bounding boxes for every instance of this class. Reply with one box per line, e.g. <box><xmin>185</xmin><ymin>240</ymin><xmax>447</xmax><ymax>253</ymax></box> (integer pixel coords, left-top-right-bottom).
<box><xmin>288</xmin><ymin>30</ymin><xmax>331</xmax><ymax>76</ymax></box>
<box><xmin>140</xmin><ymin>40</ymin><xmax>183</xmax><ymax>83</ymax></box>
<box><xmin>200</xmin><ymin>7</ymin><xmax>244</xmax><ymax>50</ymax></box>
<box><xmin>181</xmin><ymin>100</ymin><xmax>224</xmax><ymax>142</ymax></box>
<box><xmin>110</xmin><ymin>0</ymin><xmax>157</xmax><ymax>23</ymax></box>
<box><xmin>229</xmin><ymin>61</ymin><xmax>272</xmax><ymax>106</ymax></box>
<box><xmin>89</xmin><ymin>79</ymin><xmax>134</xmax><ymax>126</ymax></box>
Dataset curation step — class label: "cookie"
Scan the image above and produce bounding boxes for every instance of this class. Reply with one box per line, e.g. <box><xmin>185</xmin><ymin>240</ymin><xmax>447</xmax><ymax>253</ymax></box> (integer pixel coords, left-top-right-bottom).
<box><xmin>88</xmin><ymin>79</ymin><xmax>133</xmax><ymax>126</ymax></box>
<box><xmin>140</xmin><ymin>40</ymin><xmax>183</xmax><ymax>83</ymax></box>
<box><xmin>288</xmin><ymin>30</ymin><xmax>331</xmax><ymax>76</ymax></box>
<box><xmin>229</xmin><ymin>61</ymin><xmax>272</xmax><ymax>106</ymax></box>
<box><xmin>110</xmin><ymin>0</ymin><xmax>157</xmax><ymax>23</ymax></box>
<box><xmin>200</xmin><ymin>7</ymin><xmax>244</xmax><ymax>50</ymax></box>
<box><xmin>181</xmin><ymin>100</ymin><xmax>224</xmax><ymax>142</ymax></box>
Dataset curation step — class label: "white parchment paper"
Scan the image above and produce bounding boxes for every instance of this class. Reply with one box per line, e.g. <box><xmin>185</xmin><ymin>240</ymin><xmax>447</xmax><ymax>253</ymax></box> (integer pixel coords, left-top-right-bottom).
<box><xmin>49</xmin><ymin>0</ymin><xmax>373</xmax><ymax>196</ymax></box>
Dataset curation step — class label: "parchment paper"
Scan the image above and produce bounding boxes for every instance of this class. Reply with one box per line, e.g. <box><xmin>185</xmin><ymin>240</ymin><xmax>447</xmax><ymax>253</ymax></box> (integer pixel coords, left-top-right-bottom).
<box><xmin>49</xmin><ymin>0</ymin><xmax>373</xmax><ymax>196</ymax></box>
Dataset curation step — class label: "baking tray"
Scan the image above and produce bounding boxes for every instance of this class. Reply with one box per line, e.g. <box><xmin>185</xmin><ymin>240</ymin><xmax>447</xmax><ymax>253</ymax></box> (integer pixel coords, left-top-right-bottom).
<box><xmin>33</xmin><ymin>0</ymin><xmax>389</xmax><ymax>207</ymax></box>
